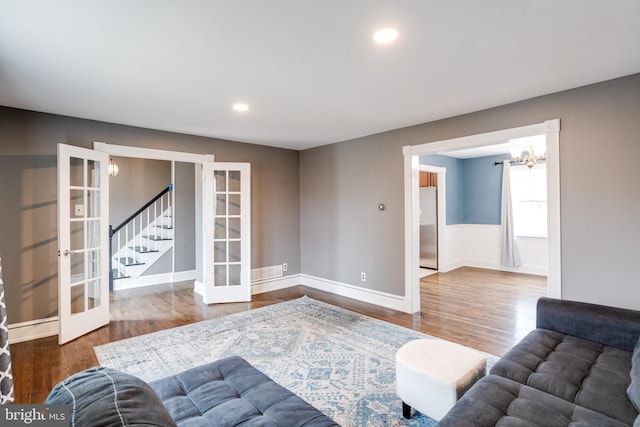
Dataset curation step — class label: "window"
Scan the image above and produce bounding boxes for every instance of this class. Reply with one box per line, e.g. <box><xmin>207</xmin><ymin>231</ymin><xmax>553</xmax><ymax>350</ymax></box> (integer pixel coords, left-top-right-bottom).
<box><xmin>510</xmin><ymin>164</ymin><xmax>547</xmax><ymax>237</ymax></box>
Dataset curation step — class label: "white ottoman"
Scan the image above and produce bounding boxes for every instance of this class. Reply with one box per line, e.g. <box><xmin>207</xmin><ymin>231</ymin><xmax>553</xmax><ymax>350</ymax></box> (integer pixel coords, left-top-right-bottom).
<box><xmin>395</xmin><ymin>339</ymin><xmax>486</xmax><ymax>421</ymax></box>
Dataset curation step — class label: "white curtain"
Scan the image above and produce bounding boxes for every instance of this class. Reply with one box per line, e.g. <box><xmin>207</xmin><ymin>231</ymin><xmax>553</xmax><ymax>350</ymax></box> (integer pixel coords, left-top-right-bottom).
<box><xmin>501</xmin><ymin>161</ymin><xmax>521</xmax><ymax>267</ymax></box>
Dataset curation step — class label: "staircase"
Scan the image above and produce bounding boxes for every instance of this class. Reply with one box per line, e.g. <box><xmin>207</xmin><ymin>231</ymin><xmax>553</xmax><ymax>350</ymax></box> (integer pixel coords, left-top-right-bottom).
<box><xmin>110</xmin><ymin>184</ymin><xmax>173</xmax><ymax>290</ymax></box>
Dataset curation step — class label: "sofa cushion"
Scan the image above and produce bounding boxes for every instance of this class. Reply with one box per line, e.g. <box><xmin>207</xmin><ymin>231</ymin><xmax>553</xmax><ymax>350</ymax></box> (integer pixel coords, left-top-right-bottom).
<box><xmin>149</xmin><ymin>355</ymin><xmax>339</xmax><ymax>427</ymax></box>
<box><xmin>537</xmin><ymin>297</ymin><xmax>640</xmax><ymax>352</ymax></box>
<box><xmin>438</xmin><ymin>374</ymin><xmax>631</xmax><ymax>427</ymax></box>
<box><xmin>46</xmin><ymin>366</ymin><xmax>176</xmax><ymax>427</ymax></box>
<box><xmin>490</xmin><ymin>329</ymin><xmax>638</xmax><ymax>425</ymax></box>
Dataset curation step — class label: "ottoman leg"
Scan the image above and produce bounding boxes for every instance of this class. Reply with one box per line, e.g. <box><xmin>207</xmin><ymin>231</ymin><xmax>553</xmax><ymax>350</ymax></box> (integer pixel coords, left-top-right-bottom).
<box><xmin>402</xmin><ymin>401</ymin><xmax>412</xmax><ymax>419</ymax></box>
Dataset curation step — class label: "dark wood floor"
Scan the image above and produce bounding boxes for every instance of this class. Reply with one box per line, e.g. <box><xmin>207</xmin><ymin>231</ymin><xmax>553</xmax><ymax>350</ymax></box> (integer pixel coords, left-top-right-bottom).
<box><xmin>10</xmin><ymin>267</ymin><xmax>546</xmax><ymax>404</ymax></box>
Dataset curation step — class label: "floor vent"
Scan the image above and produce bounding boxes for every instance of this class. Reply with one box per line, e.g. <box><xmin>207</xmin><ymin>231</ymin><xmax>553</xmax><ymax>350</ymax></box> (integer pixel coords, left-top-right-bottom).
<box><xmin>251</xmin><ymin>265</ymin><xmax>283</xmax><ymax>282</ymax></box>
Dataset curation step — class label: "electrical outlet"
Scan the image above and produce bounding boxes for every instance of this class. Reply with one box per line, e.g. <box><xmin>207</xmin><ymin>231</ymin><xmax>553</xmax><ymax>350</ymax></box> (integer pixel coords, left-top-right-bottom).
<box><xmin>361</xmin><ymin>272</ymin><xmax>366</xmax><ymax>282</ymax></box>
<box><xmin>283</xmin><ymin>262</ymin><xmax>288</xmax><ymax>272</ymax></box>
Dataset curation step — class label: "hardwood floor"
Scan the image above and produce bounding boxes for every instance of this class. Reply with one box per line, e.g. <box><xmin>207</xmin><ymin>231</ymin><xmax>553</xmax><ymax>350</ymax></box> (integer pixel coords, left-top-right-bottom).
<box><xmin>10</xmin><ymin>267</ymin><xmax>547</xmax><ymax>404</ymax></box>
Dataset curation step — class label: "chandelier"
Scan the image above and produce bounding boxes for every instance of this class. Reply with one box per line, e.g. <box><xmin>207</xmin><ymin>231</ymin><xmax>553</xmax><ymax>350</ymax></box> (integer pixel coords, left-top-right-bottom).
<box><xmin>510</xmin><ymin>145</ymin><xmax>545</xmax><ymax>169</ymax></box>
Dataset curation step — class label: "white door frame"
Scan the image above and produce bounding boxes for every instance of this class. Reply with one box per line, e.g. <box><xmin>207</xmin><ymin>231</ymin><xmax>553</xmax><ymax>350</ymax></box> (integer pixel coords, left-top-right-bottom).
<box><xmin>402</xmin><ymin>119</ymin><xmax>561</xmax><ymax>313</ymax></box>
<box><xmin>93</xmin><ymin>142</ymin><xmax>214</xmax><ymax>291</ymax></box>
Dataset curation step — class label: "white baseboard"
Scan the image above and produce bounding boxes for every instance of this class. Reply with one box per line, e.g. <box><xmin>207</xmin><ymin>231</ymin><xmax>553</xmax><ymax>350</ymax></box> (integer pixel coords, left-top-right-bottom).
<box><xmin>193</xmin><ymin>280</ymin><xmax>202</xmax><ymax>293</ymax></box>
<box><xmin>198</xmin><ymin>273</ymin><xmax>409</xmax><ymax>313</ymax></box>
<box><xmin>10</xmin><ymin>273</ymin><xmax>409</xmax><ymax>344</ymax></box>
<box><xmin>463</xmin><ymin>259</ymin><xmax>548</xmax><ymax>276</ymax></box>
<box><xmin>251</xmin><ymin>274</ymin><xmax>302</xmax><ymax>294</ymax></box>
<box><xmin>114</xmin><ymin>270</ymin><xmax>197</xmax><ymax>291</ymax></box>
<box><xmin>441</xmin><ymin>258</ymin><xmax>465</xmax><ymax>273</ymax></box>
<box><xmin>8</xmin><ymin>317</ymin><xmax>58</xmax><ymax>343</ymax></box>
<box><xmin>301</xmin><ymin>274</ymin><xmax>408</xmax><ymax>313</ymax></box>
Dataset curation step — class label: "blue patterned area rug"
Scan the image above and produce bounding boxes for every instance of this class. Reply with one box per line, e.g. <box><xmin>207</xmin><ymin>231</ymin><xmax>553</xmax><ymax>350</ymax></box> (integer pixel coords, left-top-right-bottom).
<box><xmin>94</xmin><ymin>296</ymin><xmax>496</xmax><ymax>426</ymax></box>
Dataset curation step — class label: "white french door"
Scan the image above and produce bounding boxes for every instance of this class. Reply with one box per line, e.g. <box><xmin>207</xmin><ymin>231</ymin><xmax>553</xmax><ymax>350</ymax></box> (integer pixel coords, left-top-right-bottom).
<box><xmin>202</xmin><ymin>162</ymin><xmax>251</xmax><ymax>303</ymax></box>
<box><xmin>57</xmin><ymin>144</ymin><xmax>110</xmax><ymax>344</ymax></box>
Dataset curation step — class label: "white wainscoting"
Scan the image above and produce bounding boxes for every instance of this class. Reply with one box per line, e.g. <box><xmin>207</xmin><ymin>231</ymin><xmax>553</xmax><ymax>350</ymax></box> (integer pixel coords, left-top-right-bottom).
<box><xmin>440</xmin><ymin>224</ymin><xmax>548</xmax><ymax>276</ymax></box>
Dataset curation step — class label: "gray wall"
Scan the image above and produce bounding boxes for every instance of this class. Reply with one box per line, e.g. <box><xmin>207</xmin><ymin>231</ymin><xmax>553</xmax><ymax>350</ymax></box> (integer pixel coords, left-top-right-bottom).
<box><xmin>109</xmin><ymin>157</ymin><xmax>171</xmax><ymax>226</ymax></box>
<box><xmin>300</xmin><ymin>135</ymin><xmax>404</xmax><ymax>294</ymax></box>
<box><xmin>300</xmin><ymin>73</ymin><xmax>640</xmax><ymax>310</ymax></box>
<box><xmin>174</xmin><ymin>162</ymin><xmax>196</xmax><ymax>272</ymax></box>
<box><xmin>0</xmin><ymin>107</ymin><xmax>301</xmax><ymax>324</ymax></box>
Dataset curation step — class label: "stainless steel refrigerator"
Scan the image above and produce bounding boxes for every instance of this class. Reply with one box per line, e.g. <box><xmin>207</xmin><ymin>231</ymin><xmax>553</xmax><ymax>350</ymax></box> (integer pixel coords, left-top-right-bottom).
<box><xmin>419</xmin><ymin>187</ymin><xmax>438</xmax><ymax>269</ymax></box>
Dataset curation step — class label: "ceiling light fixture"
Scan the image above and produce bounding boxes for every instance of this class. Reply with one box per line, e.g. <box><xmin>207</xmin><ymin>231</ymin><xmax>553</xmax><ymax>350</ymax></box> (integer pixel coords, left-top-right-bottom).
<box><xmin>373</xmin><ymin>28</ymin><xmax>398</xmax><ymax>44</ymax></box>
<box><xmin>233</xmin><ymin>102</ymin><xmax>249</xmax><ymax>112</ymax></box>
<box><xmin>510</xmin><ymin>145</ymin><xmax>546</xmax><ymax>169</ymax></box>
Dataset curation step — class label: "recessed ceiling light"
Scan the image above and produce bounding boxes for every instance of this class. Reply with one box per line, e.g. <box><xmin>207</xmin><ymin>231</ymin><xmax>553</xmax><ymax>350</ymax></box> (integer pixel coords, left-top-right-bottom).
<box><xmin>233</xmin><ymin>102</ymin><xmax>249</xmax><ymax>112</ymax></box>
<box><xmin>373</xmin><ymin>28</ymin><xmax>398</xmax><ymax>44</ymax></box>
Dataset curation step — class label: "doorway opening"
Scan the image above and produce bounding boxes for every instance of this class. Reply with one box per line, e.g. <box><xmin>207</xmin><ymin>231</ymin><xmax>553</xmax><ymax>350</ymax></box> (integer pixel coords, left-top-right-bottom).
<box><xmin>403</xmin><ymin>119</ymin><xmax>561</xmax><ymax>313</ymax></box>
<box><xmin>93</xmin><ymin>143</ymin><xmax>252</xmax><ymax>302</ymax></box>
<box><xmin>94</xmin><ymin>143</ymin><xmax>208</xmax><ymax>293</ymax></box>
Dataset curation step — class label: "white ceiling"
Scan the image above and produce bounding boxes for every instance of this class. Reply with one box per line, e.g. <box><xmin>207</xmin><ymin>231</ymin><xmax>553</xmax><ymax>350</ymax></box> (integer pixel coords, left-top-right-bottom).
<box><xmin>1</xmin><ymin>1</ymin><xmax>640</xmax><ymax>151</ymax></box>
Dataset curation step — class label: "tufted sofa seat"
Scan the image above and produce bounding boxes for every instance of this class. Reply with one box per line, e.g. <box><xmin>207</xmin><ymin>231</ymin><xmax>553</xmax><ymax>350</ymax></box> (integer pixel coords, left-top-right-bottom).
<box><xmin>490</xmin><ymin>329</ymin><xmax>636</xmax><ymax>424</ymax></box>
<box><xmin>47</xmin><ymin>355</ymin><xmax>338</xmax><ymax>427</ymax></box>
<box><xmin>150</xmin><ymin>356</ymin><xmax>338</xmax><ymax>426</ymax></box>
<box><xmin>438</xmin><ymin>297</ymin><xmax>640</xmax><ymax>426</ymax></box>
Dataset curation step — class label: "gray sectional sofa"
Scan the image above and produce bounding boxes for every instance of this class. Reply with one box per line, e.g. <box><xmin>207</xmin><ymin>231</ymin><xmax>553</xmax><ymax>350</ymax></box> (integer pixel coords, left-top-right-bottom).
<box><xmin>46</xmin><ymin>355</ymin><xmax>338</xmax><ymax>426</ymax></box>
<box><xmin>438</xmin><ymin>297</ymin><xmax>640</xmax><ymax>426</ymax></box>
<box><xmin>47</xmin><ymin>296</ymin><xmax>640</xmax><ymax>426</ymax></box>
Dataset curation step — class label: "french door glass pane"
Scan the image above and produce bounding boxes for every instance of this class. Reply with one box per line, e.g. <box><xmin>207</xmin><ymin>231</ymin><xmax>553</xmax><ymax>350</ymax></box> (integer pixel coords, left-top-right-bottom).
<box><xmin>215</xmin><ymin>218</ymin><xmax>226</xmax><ymax>239</ymax></box>
<box><xmin>215</xmin><ymin>171</ymin><xmax>226</xmax><ymax>192</ymax></box>
<box><xmin>70</xmin><ymin>190</ymin><xmax>85</xmax><ymax>218</ymax></box>
<box><xmin>70</xmin><ymin>221</ymin><xmax>85</xmax><ymax>251</ymax></box>
<box><xmin>70</xmin><ymin>284</ymin><xmax>85</xmax><ymax>314</ymax></box>
<box><xmin>87</xmin><ymin>219</ymin><xmax>101</xmax><ymax>248</ymax></box>
<box><xmin>216</xmin><ymin>195</ymin><xmax>227</xmax><ymax>215</ymax></box>
<box><xmin>228</xmin><ymin>170</ymin><xmax>240</xmax><ymax>192</ymax></box>
<box><xmin>228</xmin><ymin>194</ymin><xmax>241</xmax><ymax>215</ymax></box>
<box><xmin>87</xmin><ymin>159</ymin><xmax>100</xmax><ymax>187</ymax></box>
<box><xmin>70</xmin><ymin>252</ymin><xmax>85</xmax><ymax>284</ymax></box>
<box><xmin>70</xmin><ymin>157</ymin><xmax>84</xmax><ymax>187</ymax></box>
<box><xmin>214</xmin><ymin>241</ymin><xmax>226</xmax><ymax>263</ymax></box>
<box><xmin>87</xmin><ymin>189</ymin><xmax>100</xmax><ymax>218</ymax></box>
<box><xmin>87</xmin><ymin>250</ymin><xmax>100</xmax><ymax>279</ymax></box>
<box><xmin>229</xmin><ymin>218</ymin><xmax>241</xmax><ymax>239</ymax></box>
<box><xmin>229</xmin><ymin>241</ymin><xmax>241</xmax><ymax>262</ymax></box>
<box><xmin>214</xmin><ymin>265</ymin><xmax>226</xmax><ymax>287</ymax></box>
<box><xmin>88</xmin><ymin>280</ymin><xmax>101</xmax><ymax>309</ymax></box>
<box><xmin>229</xmin><ymin>265</ymin><xmax>241</xmax><ymax>286</ymax></box>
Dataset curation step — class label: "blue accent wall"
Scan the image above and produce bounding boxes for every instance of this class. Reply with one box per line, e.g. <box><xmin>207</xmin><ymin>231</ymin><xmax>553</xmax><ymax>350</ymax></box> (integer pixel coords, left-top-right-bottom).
<box><xmin>420</xmin><ymin>153</ymin><xmax>511</xmax><ymax>225</ymax></box>
<box><xmin>420</xmin><ymin>154</ymin><xmax>463</xmax><ymax>224</ymax></box>
<box><xmin>463</xmin><ymin>154</ymin><xmax>511</xmax><ymax>224</ymax></box>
